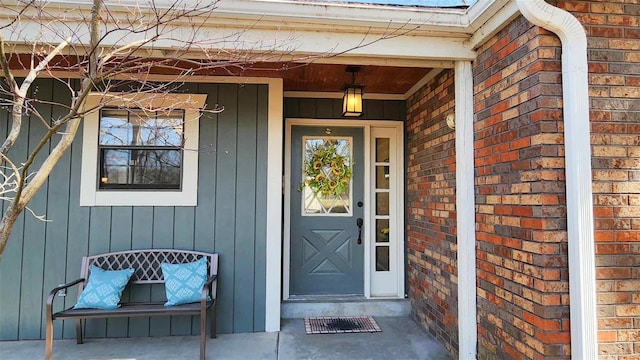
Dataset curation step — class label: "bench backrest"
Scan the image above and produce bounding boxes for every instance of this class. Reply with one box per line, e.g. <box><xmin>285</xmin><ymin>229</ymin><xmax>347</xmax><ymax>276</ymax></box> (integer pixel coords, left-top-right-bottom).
<box><xmin>79</xmin><ymin>249</ymin><xmax>218</xmax><ymax>297</ymax></box>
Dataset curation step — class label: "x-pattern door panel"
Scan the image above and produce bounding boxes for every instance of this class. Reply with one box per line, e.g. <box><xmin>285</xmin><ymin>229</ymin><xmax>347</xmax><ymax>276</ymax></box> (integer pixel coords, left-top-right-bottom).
<box><xmin>302</xmin><ymin>229</ymin><xmax>352</xmax><ymax>275</ymax></box>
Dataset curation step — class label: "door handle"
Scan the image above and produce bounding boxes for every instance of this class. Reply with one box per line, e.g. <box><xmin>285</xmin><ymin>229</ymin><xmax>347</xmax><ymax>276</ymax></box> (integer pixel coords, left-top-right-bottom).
<box><xmin>356</xmin><ymin>218</ymin><xmax>363</xmax><ymax>245</ymax></box>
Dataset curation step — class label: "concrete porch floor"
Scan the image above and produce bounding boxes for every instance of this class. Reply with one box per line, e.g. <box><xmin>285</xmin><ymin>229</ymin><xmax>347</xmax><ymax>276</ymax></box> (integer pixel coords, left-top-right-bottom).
<box><xmin>0</xmin><ymin>317</ymin><xmax>452</xmax><ymax>360</ymax></box>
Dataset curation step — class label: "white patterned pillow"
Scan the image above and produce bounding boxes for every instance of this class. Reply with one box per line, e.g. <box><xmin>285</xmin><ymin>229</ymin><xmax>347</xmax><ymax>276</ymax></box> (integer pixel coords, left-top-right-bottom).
<box><xmin>73</xmin><ymin>265</ymin><xmax>134</xmax><ymax>310</ymax></box>
<box><xmin>161</xmin><ymin>257</ymin><xmax>209</xmax><ymax>306</ymax></box>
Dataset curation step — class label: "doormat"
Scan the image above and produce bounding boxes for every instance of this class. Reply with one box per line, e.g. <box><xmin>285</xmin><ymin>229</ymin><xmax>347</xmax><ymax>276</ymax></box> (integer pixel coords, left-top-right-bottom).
<box><xmin>304</xmin><ymin>316</ymin><xmax>382</xmax><ymax>334</ymax></box>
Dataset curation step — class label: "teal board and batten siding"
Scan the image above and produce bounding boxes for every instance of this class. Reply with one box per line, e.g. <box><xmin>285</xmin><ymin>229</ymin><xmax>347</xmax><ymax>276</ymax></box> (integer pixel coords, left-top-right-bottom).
<box><xmin>284</xmin><ymin>97</ymin><xmax>406</xmax><ymax>120</ymax></box>
<box><xmin>0</xmin><ymin>79</ymin><xmax>268</xmax><ymax>340</ymax></box>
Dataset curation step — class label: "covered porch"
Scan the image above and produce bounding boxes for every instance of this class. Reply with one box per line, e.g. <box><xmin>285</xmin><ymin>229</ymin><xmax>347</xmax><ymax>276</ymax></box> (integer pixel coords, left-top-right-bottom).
<box><xmin>0</xmin><ymin>317</ymin><xmax>451</xmax><ymax>360</ymax></box>
<box><xmin>0</xmin><ymin>0</ymin><xmax>607</xmax><ymax>359</ymax></box>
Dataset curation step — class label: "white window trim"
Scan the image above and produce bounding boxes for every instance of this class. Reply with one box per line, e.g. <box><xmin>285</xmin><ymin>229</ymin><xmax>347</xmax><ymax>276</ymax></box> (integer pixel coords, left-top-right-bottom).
<box><xmin>79</xmin><ymin>92</ymin><xmax>207</xmax><ymax>207</ymax></box>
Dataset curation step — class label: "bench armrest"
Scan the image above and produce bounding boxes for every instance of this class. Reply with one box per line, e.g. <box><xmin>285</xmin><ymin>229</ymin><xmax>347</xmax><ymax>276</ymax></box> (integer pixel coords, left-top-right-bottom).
<box><xmin>202</xmin><ymin>275</ymin><xmax>217</xmax><ymax>302</ymax></box>
<box><xmin>46</xmin><ymin>278</ymin><xmax>85</xmax><ymax>318</ymax></box>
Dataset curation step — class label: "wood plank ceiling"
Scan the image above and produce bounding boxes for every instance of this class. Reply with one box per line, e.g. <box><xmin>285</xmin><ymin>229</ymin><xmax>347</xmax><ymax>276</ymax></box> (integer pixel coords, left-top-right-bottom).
<box><xmin>8</xmin><ymin>55</ymin><xmax>432</xmax><ymax>94</ymax></box>
<box><xmin>277</xmin><ymin>64</ymin><xmax>432</xmax><ymax>94</ymax></box>
<box><xmin>195</xmin><ymin>62</ymin><xmax>433</xmax><ymax>94</ymax></box>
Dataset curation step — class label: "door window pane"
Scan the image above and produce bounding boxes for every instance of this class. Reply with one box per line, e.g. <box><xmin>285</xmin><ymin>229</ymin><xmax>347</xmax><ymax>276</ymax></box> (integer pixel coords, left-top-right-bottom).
<box><xmin>376</xmin><ymin>219</ymin><xmax>390</xmax><ymax>243</ymax></box>
<box><xmin>301</xmin><ymin>137</ymin><xmax>352</xmax><ymax>215</ymax></box>
<box><xmin>376</xmin><ymin>192</ymin><xmax>389</xmax><ymax>215</ymax></box>
<box><xmin>376</xmin><ymin>138</ymin><xmax>390</xmax><ymax>162</ymax></box>
<box><xmin>376</xmin><ymin>166</ymin><xmax>389</xmax><ymax>189</ymax></box>
<box><xmin>376</xmin><ymin>246</ymin><xmax>389</xmax><ymax>271</ymax></box>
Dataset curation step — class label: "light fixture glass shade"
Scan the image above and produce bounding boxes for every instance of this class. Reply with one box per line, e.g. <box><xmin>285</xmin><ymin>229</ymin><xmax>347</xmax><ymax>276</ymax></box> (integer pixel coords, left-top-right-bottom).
<box><xmin>342</xmin><ymin>86</ymin><xmax>363</xmax><ymax>117</ymax></box>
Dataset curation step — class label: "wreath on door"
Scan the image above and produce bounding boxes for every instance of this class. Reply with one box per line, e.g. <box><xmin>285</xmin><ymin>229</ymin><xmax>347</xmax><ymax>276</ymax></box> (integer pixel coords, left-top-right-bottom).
<box><xmin>298</xmin><ymin>143</ymin><xmax>352</xmax><ymax>197</ymax></box>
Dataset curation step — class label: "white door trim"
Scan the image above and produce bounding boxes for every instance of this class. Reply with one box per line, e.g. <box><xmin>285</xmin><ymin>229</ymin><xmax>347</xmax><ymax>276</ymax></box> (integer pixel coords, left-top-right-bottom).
<box><xmin>283</xmin><ymin>118</ymin><xmax>404</xmax><ymax>300</ymax></box>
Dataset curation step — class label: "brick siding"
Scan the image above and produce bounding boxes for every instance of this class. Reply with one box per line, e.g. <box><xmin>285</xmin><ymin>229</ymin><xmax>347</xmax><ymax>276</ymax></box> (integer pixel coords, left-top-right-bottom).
<box><xmin>554</xmin><ymin>1</ymin><xmax>640</xmax><ymax>359</ymax></box>
<box><xmin>406</xmin><ymin>1</ymin><xmax>638</xmax><ymax>358</ymax></box>
<box><xmin>473</xmin><ymin>14</ymin><xmax>570</xmax><ymax>359</ymax></box>
<box><xmin>471</xmin><ymin>1</ymin><xmax>640</xmax><ymax>358</ymax></box>
<box><xmin>406</xmin><ymin>69</ymin><xmax>459</xmax><ymax>356</ymax></box>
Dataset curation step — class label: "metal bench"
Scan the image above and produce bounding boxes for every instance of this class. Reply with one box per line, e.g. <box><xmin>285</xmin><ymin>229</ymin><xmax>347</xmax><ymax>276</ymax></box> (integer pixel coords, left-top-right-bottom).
<box><xmin>45</xmin><ymin>249</ymin><xmax>218</xmax><ymax>360</ymax></box>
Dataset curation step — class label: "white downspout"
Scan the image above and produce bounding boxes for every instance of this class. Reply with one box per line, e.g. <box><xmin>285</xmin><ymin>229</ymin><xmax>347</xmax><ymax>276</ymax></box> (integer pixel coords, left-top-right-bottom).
<box><xmin>515</xmin><ymin>1</ymin><xmax>597</xmax><ymax>359</ymax></box>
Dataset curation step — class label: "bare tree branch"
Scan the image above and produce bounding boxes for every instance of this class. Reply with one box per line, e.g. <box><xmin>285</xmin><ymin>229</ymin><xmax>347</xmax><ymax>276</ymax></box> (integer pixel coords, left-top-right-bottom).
<box><xmin>0</xmin><ymin>0</ymin><xmax>418</xmax><ymax>258</ymax></box>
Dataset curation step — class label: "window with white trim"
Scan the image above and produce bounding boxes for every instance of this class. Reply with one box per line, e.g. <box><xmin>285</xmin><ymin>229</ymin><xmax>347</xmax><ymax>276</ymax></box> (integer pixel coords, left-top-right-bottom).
<box><xmin>80</xmin><ymin>93</ymin><xmax>207</xmax><ymax>206</ymax></box>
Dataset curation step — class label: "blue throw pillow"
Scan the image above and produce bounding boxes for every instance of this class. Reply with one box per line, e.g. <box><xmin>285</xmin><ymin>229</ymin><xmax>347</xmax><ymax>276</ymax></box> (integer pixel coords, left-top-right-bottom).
<box><xmin>161</xmin><ymin>257</ymin><xmax>208</xmax><ymax>306</ymax></box>
<box><xmin>73</xmin><ymin>265</ymin><xmax>134</xmax><ymax>310</ymax></box>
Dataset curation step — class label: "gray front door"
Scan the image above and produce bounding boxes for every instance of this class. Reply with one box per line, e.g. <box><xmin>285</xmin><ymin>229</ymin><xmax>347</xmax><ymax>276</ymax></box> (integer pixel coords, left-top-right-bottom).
<box><xmin>290</xmin><ymin>126</ymin><xmax>364</xmax><ymax>295</ymax></box>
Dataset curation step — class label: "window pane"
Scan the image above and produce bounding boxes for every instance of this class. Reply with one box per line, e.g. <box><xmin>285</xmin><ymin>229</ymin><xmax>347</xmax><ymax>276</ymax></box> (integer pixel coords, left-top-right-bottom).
<box><xmin>302</xmin><ymin>137</ymin><xmax>352</xmax><ymax>215</ymax></box>
<box><xmin>131</xmin><ymin>110</ymin><xmax>184</xmax><ymax>147</ymax></box>
<box><xmin>375</xmin><ymin>138</ymin><xmax>390</xmax><ymax>162</ymax></box>
<box><xmin>376</xmin><ymin>219</ymin><xmax>390</xmax><ymax>243</ymax></box>
<box><xmin>376</xmin><ymin>246</ymin><xmax>389</xmax><ymax>272</ymax></box>
<box><xmin>100</xmin><ymin>110</ymin><xmax>131</xmax><ymax>145</ymax></box>
<box><xmin>304</xmin><ymin>191</ymin><xmax>349</xmax><ymax>214</ymax></box>
<box><xmin>100</xmin><ymin>149</ymin><xmax>181</xmax><ymax>189</ymax></box>
<box><xmin>376</xmin><ymin>192</ymin><xmax>389</xmax><ymax>215</ymax></box>
<box><xmin>100</xmin><ymin>109</ymin><xmax>184</xmax><ymax>147</ymax></box>
<box><xmin>376</xmin><ymin>166</ymin><xmax>389</xmax><ymax>189</ymax></box>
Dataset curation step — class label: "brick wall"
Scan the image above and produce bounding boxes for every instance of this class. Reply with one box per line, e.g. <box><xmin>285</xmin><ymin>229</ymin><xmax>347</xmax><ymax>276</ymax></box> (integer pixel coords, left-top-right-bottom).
<box><xmin>469</xmin><ymin>1</ymin><xmax>640</xmax><ymax>358</ymax></box>
<box><xmin>406</xmin><ymin>69</ymin><xmax>458</xmax><ymax>356</ymax></box>
<box><xmin>553</xmin><ymin>1</ymin><xmax>640</xmax><ymax>359</ymax></box>
<box><xmin>407</xmin><ymin>1</ymin><xmax>639</xmax><ymax>358</ymax></box>
<box><xmin>473</xmin><ymin>15</ymin><xmax>571</xmax><ymax>359</ymax></box>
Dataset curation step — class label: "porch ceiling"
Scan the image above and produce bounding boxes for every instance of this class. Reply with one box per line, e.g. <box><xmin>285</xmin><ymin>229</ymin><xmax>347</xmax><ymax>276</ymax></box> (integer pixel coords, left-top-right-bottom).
<box><xmin>7</xmin><ymin>54</ymin><xmax>432</xmax><ymax>95</ymax></box>
<box><xmin>145</xmin><ymin>61</ymin><xmax>433</xmax><ymax>94</ymax></box>
<box><xmin>271</xmin><ymin>63</ymin><xmax>433</xmax><ymax>94</ymax></box>
<box><xmin>199</xmin><ymin>62</ymin><xmax>434</xmax><ymax>94</ymax></box>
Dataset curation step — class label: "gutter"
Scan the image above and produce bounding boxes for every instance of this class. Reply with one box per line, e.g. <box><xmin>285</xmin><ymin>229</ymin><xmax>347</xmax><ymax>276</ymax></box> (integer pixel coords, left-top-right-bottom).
<box><xmin>515</xmin><ymin>1</ymin><xmax>598</xmax><ymax>359</ymax></box>
<box><xmin>19</xmin><ymin>0</ymin><xmax>507</xmax><ymax>36</ymax></box>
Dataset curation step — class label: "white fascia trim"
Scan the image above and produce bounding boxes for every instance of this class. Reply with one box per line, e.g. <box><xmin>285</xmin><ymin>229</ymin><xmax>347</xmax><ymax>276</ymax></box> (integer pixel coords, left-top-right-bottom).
<box><xmin>79</xmin><ymin>93</ymin><xmax>206</xmax><ymax>207</ymax></box>
<box><xmin>213</xmin><ymin>0</ymin><xmax>471</xmax><ymax>33</ymax></box>
<box><xmin>515</xmin><ymin>1</ymin><xmax>597</xmax><ymax>359</ymax></box>
<box><xmin>466</xmin><ymin>0</ymin><xmax>511</xmax><ymax>31</ymax></box>
<box><xmin>2</xmin><ymin>23</ymin><xmax>476</xmax><ymax>61</ymax></box>
<box><xmin>307</xmin><ymin>57</ymin><xmax>456</xmax><ymax>68</ymax></box>
<box><xmin>34</xmin><ymin>0</ymin><xmax>467</xmax><ymax>30</ymax></box>
<box><xmin>455</xmin><ymin>61</ymin><xmax>477</xmax><ymax>360</ymax></box>
<box><xmin>1</xmin><ymin>0</ymin><xmax>513</xmax><ymax>47</ymax></box>
<box><xmin>468</xmin><ymin>0</ymin><xmax>520</xmax><ymax>50</ymax></box>
<box><xmin>265</xmin><ymin>78</ymin><xmax>284</xmax><ymax>332</ymax></box>
<box><xmin>5</xmin><ymin>71</ymin><xmax>277</xmax><ymax>85</ymax></box>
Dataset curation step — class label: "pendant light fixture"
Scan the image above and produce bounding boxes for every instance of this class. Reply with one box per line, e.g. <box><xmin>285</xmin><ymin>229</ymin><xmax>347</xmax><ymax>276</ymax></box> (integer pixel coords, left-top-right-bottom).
<box><xmin>342</xmin><ymin>66</ymin><xmax>364</xmax><ymax>117</ymax></box>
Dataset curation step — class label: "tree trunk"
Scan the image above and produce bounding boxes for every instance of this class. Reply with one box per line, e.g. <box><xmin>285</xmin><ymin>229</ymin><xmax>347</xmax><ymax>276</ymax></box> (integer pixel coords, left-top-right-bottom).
<box><xmin>0</xmin><ymin>204</ymin><xmax>23</xmax><ymax>261</ymax></box>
